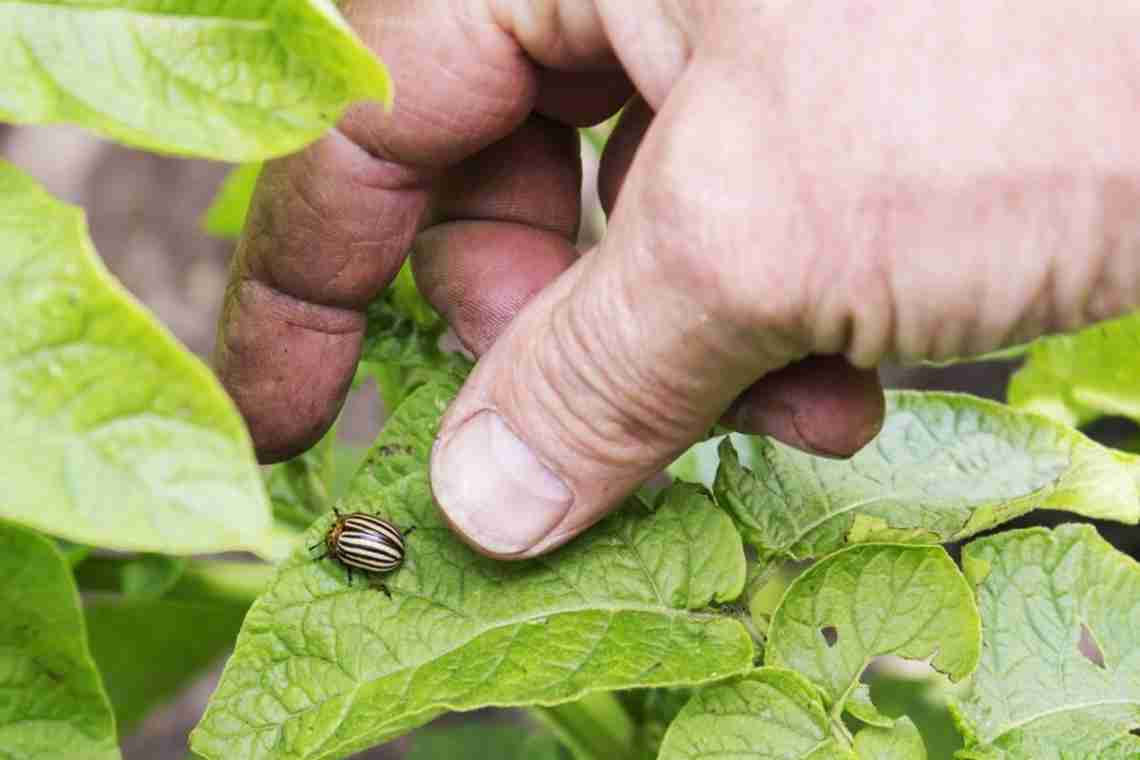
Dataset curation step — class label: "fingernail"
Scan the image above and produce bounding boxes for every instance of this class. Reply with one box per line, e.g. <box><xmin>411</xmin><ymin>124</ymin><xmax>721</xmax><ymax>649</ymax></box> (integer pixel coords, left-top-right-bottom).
<box><xmin>431</xmin><ymin>411</ymin><xmax>573</xmax><ymax>555</ymax></box>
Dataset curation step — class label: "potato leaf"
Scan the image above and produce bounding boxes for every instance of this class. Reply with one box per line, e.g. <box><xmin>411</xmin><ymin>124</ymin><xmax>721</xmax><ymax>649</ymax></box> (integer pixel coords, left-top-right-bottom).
<box><xmin>853</xmin><ymin>717</ymin><xmax>926</xmax><ymax>760</ymax></box>
<box><xmin>202</xmin><ymin>163</ymin><xmax>261</xmax><ymax>239</ymax></box>
<box><xmin>360</xmin><ymin>274</ymin><xmax>471</xmax><ymax>410</ymax></box>
<box><xmin>0</xmin><ymin>1</ymin><xmax>390</xmax><ymax>161</ymax></box>
<box><xmin>845</xmin><ymin>684</ymin><xmax>895</xmax><ymax>729</ymax></box>
<box><xmin>953</xmin><ymin>525</ymin><xmax>1140</xmax><ymax>759</ymax></box>
<box><xmin>766</xmin><ymin>544</ymin><xmax>980</xmax><ymax>707</ymax></box>
<box><xmin>0</xmin><ymin>522</ymin><xmax>119</xmax><ymax>759</ymax></box>
<box><xmin>1007</xmin><ymin>310</ymin><xmax>1140</xmax><ymax>427</ymax></box>
<box><xmin>191</xmin><ymin>383</ymin><xmax>752</xmax><ymax>760</ymax></box>
<box><xmin>657</xmin><ymin>668</ymin><xmax>855</xmax><ymax>760</ymax></box>
<box><xmin>0</xmin><ymin>161</ymin><xmax>272</xmax><ymax>555</ymax></box>
<box><xmin>713</xmin><ymin>392</ymin><xmax>1140</xmax><ymax>563</ymax></box>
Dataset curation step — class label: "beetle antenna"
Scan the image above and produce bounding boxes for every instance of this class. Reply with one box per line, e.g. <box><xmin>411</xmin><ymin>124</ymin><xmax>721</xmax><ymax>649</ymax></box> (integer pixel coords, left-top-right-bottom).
<box><xmin>403</xmin><ymin>526</ymin><xmax>416</xmax><ymax>537</ymax></box>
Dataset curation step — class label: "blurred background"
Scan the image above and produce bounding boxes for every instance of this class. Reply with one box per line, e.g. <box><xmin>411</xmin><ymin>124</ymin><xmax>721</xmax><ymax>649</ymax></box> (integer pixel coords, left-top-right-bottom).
<box><xmin>3</xmin><ymin>123</ymin><xmax>1137</xmax><ymax>759</ymax></box>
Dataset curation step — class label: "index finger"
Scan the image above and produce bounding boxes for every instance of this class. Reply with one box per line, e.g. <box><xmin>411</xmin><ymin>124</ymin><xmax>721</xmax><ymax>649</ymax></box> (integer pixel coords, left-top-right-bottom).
<box><xmin>215</xmin><ymin>1</ymin><xmax>539</xmax><ymax>462</ymax></box>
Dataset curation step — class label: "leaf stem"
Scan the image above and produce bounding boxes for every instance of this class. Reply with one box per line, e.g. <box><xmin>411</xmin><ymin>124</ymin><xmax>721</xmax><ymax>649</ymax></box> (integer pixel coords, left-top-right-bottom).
<box><xmin>530</xmin><ymin>692</ymin><xmax>638</xmax><ymax>760</ymax></box>
<box><xmin>828</xmin><ymin>666</ymin><xmax>866</xmax><ymax>747</ymax></box>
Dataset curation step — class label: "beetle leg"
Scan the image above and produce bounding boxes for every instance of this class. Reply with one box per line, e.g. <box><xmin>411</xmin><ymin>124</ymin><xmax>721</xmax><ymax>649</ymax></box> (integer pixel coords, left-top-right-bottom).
<box><xmin>377</xmin><ymin>582</ymin><xmax>392</xmax><ymax>599</ymax></box>
<box><xmin>346</xmin><ymin>566</ymin><xmax>354</xmax><ymax>585</ymax></box>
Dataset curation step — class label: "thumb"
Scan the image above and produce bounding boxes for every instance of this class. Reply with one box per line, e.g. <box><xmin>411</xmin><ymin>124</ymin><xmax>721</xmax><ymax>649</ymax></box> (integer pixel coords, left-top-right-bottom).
<box><xmin>430</xmin><ymin>68</ymin><xmax>811</xmax><ymax>559</ymax></box>
<box><xmin>429</xmin><ymin>250</ymin><xmax>757</xmax><ymax>559</ymax></box>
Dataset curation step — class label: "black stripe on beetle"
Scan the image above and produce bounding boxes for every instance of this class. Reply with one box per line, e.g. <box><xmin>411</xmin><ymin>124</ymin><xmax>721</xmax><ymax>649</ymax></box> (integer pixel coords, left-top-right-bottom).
<box><xmin>309</xmin><ymin>509</ymin><xmax>413</xmax><ymax>597</ymax></box>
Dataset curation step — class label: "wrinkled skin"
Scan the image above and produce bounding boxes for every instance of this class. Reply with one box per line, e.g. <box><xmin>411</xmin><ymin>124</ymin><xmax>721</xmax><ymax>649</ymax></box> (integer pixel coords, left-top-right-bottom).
<box><xmin>216</xmin><ymin>0</ymin><xmax>1140</xmax><ymax>558</ymax></box>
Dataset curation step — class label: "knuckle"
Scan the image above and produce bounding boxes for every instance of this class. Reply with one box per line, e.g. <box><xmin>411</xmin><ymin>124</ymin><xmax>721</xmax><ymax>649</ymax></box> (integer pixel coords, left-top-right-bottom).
<box><xmin>509</xmin><ymin>295</ymin><xmax>705</xmax><ymax>474</ymax></box>
<box><xmin>633</xmin><ymin>154</ymin><xmax>812</xmax><ymax>346</ymax></box>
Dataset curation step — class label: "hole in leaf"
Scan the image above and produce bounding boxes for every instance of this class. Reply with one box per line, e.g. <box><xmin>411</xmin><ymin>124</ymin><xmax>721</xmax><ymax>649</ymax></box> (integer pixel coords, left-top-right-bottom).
<box><xmin>1079</xmin><ymin>623</ymin><xmax>1106</xmax><ymax>669</ymax></box>
<box><xmin>820</xmin><ymin>625</ymin><xmax>839</xmax><ymax>648</ymax></box>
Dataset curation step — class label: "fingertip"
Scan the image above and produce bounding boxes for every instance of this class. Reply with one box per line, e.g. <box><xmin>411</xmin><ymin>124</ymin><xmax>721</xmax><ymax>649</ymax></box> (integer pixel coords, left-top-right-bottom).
<box><xmin>412</xmin><ymin>222</ymin><xmax>578</xmax><ymax>356</ymax></box>
<box><xmin>217</xmin><ymin>280</ymin><xmax>364</xmax><ymax>464</ymax></box>
<box><xmin>723</xmin><ymin>355</ymin><xmax>885</xmax><ymax>458</ymax></box>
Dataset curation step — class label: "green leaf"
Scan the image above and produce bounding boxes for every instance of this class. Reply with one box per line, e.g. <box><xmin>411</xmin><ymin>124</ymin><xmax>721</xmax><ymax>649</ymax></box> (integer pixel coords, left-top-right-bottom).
<box><xmin>120</xmin><ymin>553</ymin><xmax>186</xmax><ymax>600</ymax></box>
<box><xmin>766</xmin><ymin>544</ymin><xmax>980</xmax><ymax>707</ymax></box>
<box><xmin>85</xmin><ymin>595</ymin><xmax>249</xmax><ymax>734</ymax></box>
<box><xmin>390</xmin><ymin>261</ymin><xmax>442</xmax><ymax>331</ymax></box>
<box><xmin>0</xmin><ymin>2</ymin><xmax>391</xmax><ymax>161</ymax></box>
<box><xmin>853</xmin><ymin>717</ymin><xmax>927</xmax><ymax>760</ymax></box>
<box><xmin>713</xmin><ymin>392</ymin><xmax>1140</xmax><ymax>563</ymax></box>
<box><xmin>952</xmin><ymin>525</ymin><xmax>1140</xmax><ymax>759</ymax></box>
<box><xmin>667</xmin><ymin>436</ymin><xmax>723</xmax><ymax>489</ymax></box>
<box><xmin>406</xmin><ymin>722</ymin><xmax>569</xmax><ymax>760</ymax></box>
<box><xmin>0</xmin><ymin>160</ymin><xmax>272</xmax><ymax>556</ymax></box>
<box><xmin>360</xmin><ymin>272</ymin><xmax>470</xmax><ymax>410</ymax></box>
<box><xmin>0</xmin><ymin>522</ymin><xmax>119</xmax><ymax>759</ymax></box>
<box><xmin>1007</xmin><ymin>310</ymin><xmax>1140</xmax><ymax>427</ymax></box>
<box><xmin>202</xmin><ymin>163</ymin><xmax>261</xmax><ymax>239</ymax></box>
<box><xmin>845</xmin><ymin>684</ymin><xmax>895</xmax><ymax>729</ymax></box>
<box><xmin>657</xmin><ymin>668</ymin><xmax>855</xmax><ymax>760</ymax></box>
<box><xmin>265</xmin><ymin>425</ymin><xmax>336</xmax><ymax>529</ymax></box>
<box><xmin>191</xmin><ymin>383</ymin><xmax>752</xmax><ymax>760</ymax></box>
<box><xmin>531</xmin><ymin>692</ymin><xmax>635</xmax><ymax>760</ymax></box>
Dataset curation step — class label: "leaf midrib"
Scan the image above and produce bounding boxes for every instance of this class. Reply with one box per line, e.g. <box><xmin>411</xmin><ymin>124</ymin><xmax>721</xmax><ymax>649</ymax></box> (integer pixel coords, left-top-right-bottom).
<box><xmin>231</xmin><ymin>598</ymin><xmax>739</xmax><ymax>757</ymax></box>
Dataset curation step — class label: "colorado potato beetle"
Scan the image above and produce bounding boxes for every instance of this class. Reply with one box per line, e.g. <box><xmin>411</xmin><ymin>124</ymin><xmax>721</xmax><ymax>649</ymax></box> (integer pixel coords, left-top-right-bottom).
<box><xmin>310</xmin><ymin>509</ymin><xmax>413</xmax><ymax>596</ymax></box>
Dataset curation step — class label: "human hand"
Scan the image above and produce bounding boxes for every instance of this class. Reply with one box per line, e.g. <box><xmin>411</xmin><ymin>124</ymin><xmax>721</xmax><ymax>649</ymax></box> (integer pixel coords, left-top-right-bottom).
<box><xmin>216</xmin><ymin>0</ymin><xmax>1140</xmax><ymax>558</ymax></box>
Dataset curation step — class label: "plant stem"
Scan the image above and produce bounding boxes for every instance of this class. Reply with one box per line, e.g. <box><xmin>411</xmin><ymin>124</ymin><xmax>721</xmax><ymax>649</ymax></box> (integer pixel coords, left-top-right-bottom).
<box><xmin>74</xmin><ymin>556</ymin><xmax>273</xmax><ymax>606</ymax></box>
<box><xmin>174</xmin><ymin>559</ymin><xmax>275</xmax><ymax>605</ymax></box>
<box><xmin>530</xmin><ymin>691</ymin><xmax>638</xmax><ymax>760</ymax></box>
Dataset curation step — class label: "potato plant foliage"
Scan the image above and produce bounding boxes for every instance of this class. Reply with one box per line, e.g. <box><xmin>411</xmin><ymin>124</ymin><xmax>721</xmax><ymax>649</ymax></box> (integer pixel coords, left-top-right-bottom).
<box><xmin>2</xmin><ymin>4</ymin><xmax>1140</xmax><ymax>759</ymax></box>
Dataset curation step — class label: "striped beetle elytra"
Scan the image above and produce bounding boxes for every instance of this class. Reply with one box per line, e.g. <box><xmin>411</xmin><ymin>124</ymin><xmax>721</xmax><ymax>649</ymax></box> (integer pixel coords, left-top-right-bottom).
<box><xmin>310</xmin><ymin>508</ymin><xmax>413</xmax><ymax>597</ymax></box>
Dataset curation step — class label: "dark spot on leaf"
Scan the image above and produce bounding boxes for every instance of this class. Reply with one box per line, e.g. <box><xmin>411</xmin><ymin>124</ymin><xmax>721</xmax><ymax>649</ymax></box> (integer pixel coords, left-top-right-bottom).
<box><xmin>821</xmin><ymin>625</ymin><xmax>839</xmax><ymax>648</ymax></box>
<box><xmin>1078</xmin><ymin>622</ymin><xmax>1106</xmax><ymax>668</ymax></box>
<box><xmin>377</xmin><ymin>444</ymin><xmax>414</xmax><ymax>457</ymax></box>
